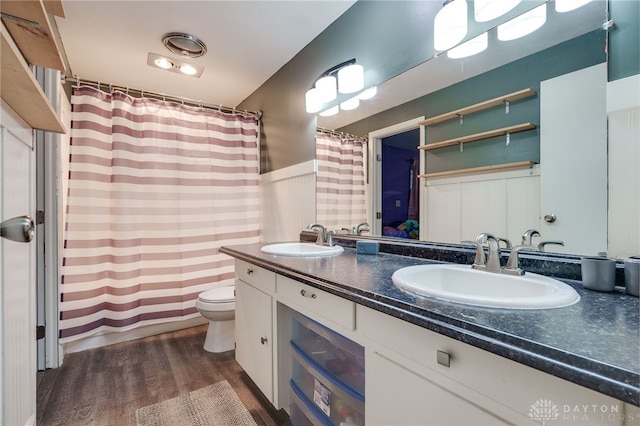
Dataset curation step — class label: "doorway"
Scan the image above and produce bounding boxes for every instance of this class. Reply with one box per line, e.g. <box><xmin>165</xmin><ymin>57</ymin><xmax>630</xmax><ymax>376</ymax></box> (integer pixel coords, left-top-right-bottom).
<box><xmin>367</xmin><ymin>117</ymin><xmax>425</xmax><ymax>237</ymax></box>
<box><xmin>380</xmin><ymin>129</ymin><xmax>420</xmax><ymax>239</ymax></box>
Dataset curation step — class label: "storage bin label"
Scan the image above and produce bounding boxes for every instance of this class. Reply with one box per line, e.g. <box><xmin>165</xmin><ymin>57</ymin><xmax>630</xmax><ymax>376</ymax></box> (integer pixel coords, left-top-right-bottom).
<box><xmin>313</xmin><ymin>378</ymin><xmax>331</xmax><ymax>416</ymax></box>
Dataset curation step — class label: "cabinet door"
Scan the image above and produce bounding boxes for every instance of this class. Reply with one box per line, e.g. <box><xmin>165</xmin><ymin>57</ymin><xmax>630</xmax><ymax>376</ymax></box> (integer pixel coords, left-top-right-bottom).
<box><xmin>540</xmin><ymin>63</ymin><xmax>607</xmax><ymax>255</ymax></box>
<box><xmin>367</xmin><ymin>351</ymin><xmax>508</xmax><ymax>426</ymax></box>
<box><xmin>235</xmin><ymin>279</ymin><xmax>273</xmax><ymax>402</ymax></box>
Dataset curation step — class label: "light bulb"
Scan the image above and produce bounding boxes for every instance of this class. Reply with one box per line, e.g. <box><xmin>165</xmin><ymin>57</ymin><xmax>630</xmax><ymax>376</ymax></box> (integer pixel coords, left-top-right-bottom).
<box><xmin>305</xmin><ymin>88</ymin><xmax>321</xmax><ymax>114</ymax></box>
<box><xmin>340</xmin><ymin>96</ymin><xmax>360</xmax><ymax>111</ymax></box>
<box><xmin>154</xmin><ymin>58</ymin><xmax>173</xmax><ymax>69</ymax></box>
<box><xmin>319</xmin><ymin>105</ymin><xmax>339</xmax><ymax>117</ymax></box>
<box><xmin>338</xmin><ymin>64</ymin><xmax>364</xmax><ymax>94</ymax></box>
<box><xmin>358</xmin><ymin>86</ymin><xmax>377</xmax><ymax>100</ymax></box>
<box><xmin>474</xmin><ymin>0</ymin><xmax>521</xmax><ymax>22</ymax></box>
<box><xmin>555</xmin><ymin>0</ymin><xmax>591</xmax><ymax>13</ymax></box>
<box><xmin>179</xmin><ymin>64</ymin><xmax>197</xmax><ymax>75</ymax></box>
<box><xmin>316</xmin><ymin>75</ymin><xmax>337</xmax><ymax>103</ymax></box>
<box><xmin>497</xmin><ymin>4</ymin><xmax>546</xmax><ymax>41</ymax></box>
<box><xmin>447</xmin><ymin>32</ymin><xmax>488</xmax><ymax>59</ymax></box>
<box><xmin>434</xmin><ymin>0</ymin><xmax>468</xmax><ymax>52</ymax></box>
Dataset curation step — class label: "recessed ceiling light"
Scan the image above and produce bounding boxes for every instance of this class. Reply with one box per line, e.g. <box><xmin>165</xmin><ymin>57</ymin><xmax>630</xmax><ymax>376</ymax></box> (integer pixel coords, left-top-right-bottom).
<box><xmin>179</xmin><ymin>64</ymin><xmax>197</xmax><ymax>75</ymax></box>
<box><xmin>154</xmin><ymin>58</ymin><xmax>174</xmax><ymax>69</ymax></box>
<box><xmin>147</xmin><ymin>53</ymin><xmax>205</xmax><ymax>78</ymax></box>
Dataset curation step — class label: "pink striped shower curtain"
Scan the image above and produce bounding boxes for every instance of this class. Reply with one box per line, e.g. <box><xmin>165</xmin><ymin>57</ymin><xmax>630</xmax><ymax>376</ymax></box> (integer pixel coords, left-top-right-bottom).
<box><xmin>59</xmin><ymin>86</ymin><xmax>260</xmax><ymax>342</ymax></box>
<box><xmin>316</xmin><ymin>131</ymin><xmax>367</xmax><ymax>231</ymax></box>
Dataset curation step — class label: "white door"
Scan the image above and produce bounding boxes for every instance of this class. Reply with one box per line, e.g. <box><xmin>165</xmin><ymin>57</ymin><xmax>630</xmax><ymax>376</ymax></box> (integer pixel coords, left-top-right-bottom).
<box><xmin>540</xmin><ymin>63</ymin><xmax>607</xmax><ymax>255</ymax></box>
<box><xmin>1</xmin><ymin>100</ymin><xmax>37</xmax><ymax>425</ymax></box>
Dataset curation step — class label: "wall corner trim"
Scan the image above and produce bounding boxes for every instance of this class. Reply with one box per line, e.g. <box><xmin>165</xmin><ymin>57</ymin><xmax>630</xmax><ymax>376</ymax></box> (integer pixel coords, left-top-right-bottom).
<box><xmin>259</xmin><ymin>160</ymin><xmax>316</xmax><ymax>184</ymax></box>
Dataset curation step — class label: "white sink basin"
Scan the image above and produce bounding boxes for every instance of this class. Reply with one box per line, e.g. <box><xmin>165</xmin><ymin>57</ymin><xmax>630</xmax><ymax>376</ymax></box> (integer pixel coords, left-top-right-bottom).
<box><xmin>392</xmin><ymin>264</ymin><xmax>580</xmax><ymax>309</ymax></box>
<box><xmin>260</xmin><ymin>242</ymin><xmax>343</xmax><ymax>257</ymax></box>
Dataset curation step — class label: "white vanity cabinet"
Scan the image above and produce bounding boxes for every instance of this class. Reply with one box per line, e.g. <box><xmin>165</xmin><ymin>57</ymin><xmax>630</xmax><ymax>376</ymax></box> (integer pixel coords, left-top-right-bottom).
<box><xmin>231</xmin><ymin>260</ymin><xmax>636</xmax><ymax>425</ymax></box>
<box><xmin>359</xmin><ymin>305</ymin><xmax>628</xmax><ymax>426</ymax></box>
<box><xmin>234</xmin><ymin>260</ymin><xmax>276</xmax><ymax>403</ymax></box>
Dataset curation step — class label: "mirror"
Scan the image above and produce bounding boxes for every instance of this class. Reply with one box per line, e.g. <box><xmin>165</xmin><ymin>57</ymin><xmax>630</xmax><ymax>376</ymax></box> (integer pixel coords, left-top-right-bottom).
<box><xmin>316</xmin><ymin>1</ymin><xmax>639</xmax><ymax>258</ymax></box>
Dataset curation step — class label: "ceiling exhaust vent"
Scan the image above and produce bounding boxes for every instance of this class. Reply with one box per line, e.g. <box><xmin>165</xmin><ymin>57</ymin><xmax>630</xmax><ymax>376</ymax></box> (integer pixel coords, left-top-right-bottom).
<box><xmin>161</xmin><ymin>32</ymin><xmax>207</xmax><ymax>58</ymax></box>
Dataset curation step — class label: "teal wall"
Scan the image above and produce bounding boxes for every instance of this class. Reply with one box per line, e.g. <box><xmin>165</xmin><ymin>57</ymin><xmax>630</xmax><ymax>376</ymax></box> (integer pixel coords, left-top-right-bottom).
<box><xmin>342</xmin><ymin>30</ymin><xmax>605</xmax><ymax>173</ymax></box>
<box><xmin>609</xmin><ymin>0</ymin><xmax>640</xmax><ymax>81</ymax></box>
<box><xmin>239</xmin><ymin>0</ymin><xmax>638</xmax><ymax>174</ymax></box>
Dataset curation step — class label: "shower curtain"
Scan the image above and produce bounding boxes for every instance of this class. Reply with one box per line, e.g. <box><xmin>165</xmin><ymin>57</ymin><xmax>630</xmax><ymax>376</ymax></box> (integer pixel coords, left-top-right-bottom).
<box><xmin>59</xmin><ymin>86</ymin><xmax>260</xmax><ymax>342</ymax></box>
<box><xmin>316</xmin><ymin>131</ymin><xmax>367</xmax><ymax>231</ymax></box>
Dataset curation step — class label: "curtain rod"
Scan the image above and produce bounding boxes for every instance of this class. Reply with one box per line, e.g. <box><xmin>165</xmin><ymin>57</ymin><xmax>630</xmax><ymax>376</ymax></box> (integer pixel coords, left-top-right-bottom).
<box><xmin>317</xmin><ymin>126</ymin><xmax>367</xmax><ymax>143</ymax></box>
<box><xmin>65</xmin><ymin>76</ymin><xmax>262</xmax><ymax>120</ymax></box>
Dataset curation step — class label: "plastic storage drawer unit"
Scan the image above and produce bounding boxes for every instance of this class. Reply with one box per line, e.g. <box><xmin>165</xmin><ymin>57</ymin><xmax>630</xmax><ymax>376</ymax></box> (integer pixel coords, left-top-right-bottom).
<box><xmin>291</xmin><ymin>311</ymin><xmax>365</xmax><ymax>395</ymax></box>
<box><xmin>290</xmin><ymin>380</ymin><xmax>333</xmax><ymax>426</ymax></box>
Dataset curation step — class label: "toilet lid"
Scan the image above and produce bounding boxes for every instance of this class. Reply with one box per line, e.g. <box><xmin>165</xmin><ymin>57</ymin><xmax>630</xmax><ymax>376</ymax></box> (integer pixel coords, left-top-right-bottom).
<box><xmin>198</xmin><ymin>286</ymin><xmax>235</xmax><ymax>303</ymax></box>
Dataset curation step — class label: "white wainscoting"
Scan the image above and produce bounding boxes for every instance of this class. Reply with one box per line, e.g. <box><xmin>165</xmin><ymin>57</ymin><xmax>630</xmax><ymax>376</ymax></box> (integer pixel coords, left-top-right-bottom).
<box><xmin>423</xmin><ymin>166</ymin><xmax>541</xmax><ymax>247</ymax></box>
<box><xmin>607</xmin><ymin>74</ymin><xmax>640</xmax><ymax>258</ymax></box>
<box><xmin>259</xmin><ymin>160</ymin><xmax>317</xmax><ymax>243</ymax></box>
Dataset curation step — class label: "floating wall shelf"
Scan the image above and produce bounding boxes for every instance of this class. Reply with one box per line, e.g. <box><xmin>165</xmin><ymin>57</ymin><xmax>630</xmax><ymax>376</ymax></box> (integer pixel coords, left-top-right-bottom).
<box><xmin>418</xmin><ymin>88</ymin><xmax>536</xmax><ymax>127</ymax></box>
<box><xmin>0</xmin><ymin>0</ymin><xmax>66</xmax><ymax>134</ymax></box>
<box><xmin>0</xmin><ymin>0</ymin><xmax>65</xmax><ymax>71</ymax></box>
<box><xmin>419</xmin><ymin>161</ymin><xmax>537</xmax><ymax>179</ymax></box>
<box><xmin>418</xmin><ymin>122</ymin><xmax>536</xmax><ymax>151</ymax></box>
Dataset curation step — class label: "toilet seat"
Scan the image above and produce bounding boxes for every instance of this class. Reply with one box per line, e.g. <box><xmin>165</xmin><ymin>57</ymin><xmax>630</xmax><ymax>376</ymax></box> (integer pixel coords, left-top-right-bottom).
<box><xmin>198</xmin><ymin>286</ymin><xmax>234</xmax><ymax>303</ymax></box>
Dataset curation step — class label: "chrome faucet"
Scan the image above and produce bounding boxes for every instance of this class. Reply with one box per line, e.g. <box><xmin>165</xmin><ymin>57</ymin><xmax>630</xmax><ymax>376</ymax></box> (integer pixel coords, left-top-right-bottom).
<box><xmin>503</xmin><ymin>245</ymin><xmax>539</xmax><ymax>276</ymax></box>
<box><xmin>521</xmin><ymin>229</ymin><xmax>540</xmax><ymax>246</ymax></box>
<box><xmin>474</xmin><ymin>233</ymin><xmax>502</xmax><ymax>273</ymax></box>
<box><xmin>462</xmin><ymin>240</ymin><xmax>487</xmax><ymax>271</ymax></box>
<box><xmin>307</xmin><ymin>223</ymin><xmax>328</xmax><ymax>246</ymax></box>
<box><xmin>354</xmin><ymin>222</ymin><xmax>370</xmax><ymax>236</ymax></box>
<box><xmin>538</xmin><ymin>240</ymin><xmax>564</xmax><ymax>252</ymax></box>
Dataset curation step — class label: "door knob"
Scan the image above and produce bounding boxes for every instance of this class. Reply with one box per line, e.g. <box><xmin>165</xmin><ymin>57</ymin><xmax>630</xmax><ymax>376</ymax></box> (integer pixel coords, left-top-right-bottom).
<box><xmin>544</xmin><ymin>214</ymin><xmax>557</xmax><ymax>223</ymax></box>
<box><xmin>1</xmin><ymin>215</ymin><xmax>34</xmax><ymax>243</ymax></box>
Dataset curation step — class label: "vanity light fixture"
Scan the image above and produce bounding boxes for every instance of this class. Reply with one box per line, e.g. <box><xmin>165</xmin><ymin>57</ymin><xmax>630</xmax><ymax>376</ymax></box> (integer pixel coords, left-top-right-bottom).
<box><xmin>337</xmin><ymin>63</ymin><xmax>364</xmax><ymax>94</ymax></box>
<box><xmin>474</xmin><ymin>0</ymin><xmax>521</xmax><ymax>22</ymax></box>
<box><xmin>340</xmin><ymin>95</ymin><xmax>360</xmax><ymax>111</ymax></box>
<box><xmin>447</xmin><ymin>32</ymin><xmax>488</xmax><ymax>58</ymax></box>
<box><xmin>434</xmin><ymin>0</ymin><xmax>468</xmax><ymax>52</ymax></box>
<box><xmin>497</xmin><ymin>3</ymin><xmax>547</xmax><ymax>41</ymax></box>
<box><xmin>358</xmin><ymin>86</ymin><xmax>377</xmax><ymax>100</ymax></box>
<box><xmin>316</xmin><ymin>75</ymin><xmax>338</xmax><ymax>103</ymax></box>
<box><xmin>147</xmin><ymin>53</ymin><xmax>205</xmax><ymax>78</ymax></box>
<box><xmin>319</xmin><ymin>105</ymin><xmax>339</xmax><ymax>117</ymax></box>
<box><xmin>305</xmin><ymin>58</ymin><xmax>368</xmax><ymax>114</ymax></box>
<box><xmin>555</xmin><ymin>0</ymin><xmax>591</xmax><ymax>13</ymax></box>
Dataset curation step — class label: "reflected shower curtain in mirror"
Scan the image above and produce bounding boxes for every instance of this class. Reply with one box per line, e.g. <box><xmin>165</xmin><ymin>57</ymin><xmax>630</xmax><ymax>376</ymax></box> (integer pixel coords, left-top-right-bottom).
<box><xmin>59</xmin><ymin>86</ymin><xmax>260</xmax><ymax>342</ymax></box>
<box><xmin>316</xmin><ymin>131</ymin><xmax>367</xmax><ymax>231</ymax></box>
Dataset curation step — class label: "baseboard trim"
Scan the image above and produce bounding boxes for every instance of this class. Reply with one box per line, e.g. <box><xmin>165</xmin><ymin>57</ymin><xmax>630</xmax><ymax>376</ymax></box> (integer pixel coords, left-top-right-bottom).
<box><xmin>62</xmin><ymin>316</ymin><xmax>208</xmax><ymax>355</ymax></box>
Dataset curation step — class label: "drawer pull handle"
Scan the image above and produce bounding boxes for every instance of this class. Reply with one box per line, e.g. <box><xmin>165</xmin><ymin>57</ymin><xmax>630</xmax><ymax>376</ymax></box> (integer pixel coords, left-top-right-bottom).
<box><xmin>300</xmin><ymin>289</ymin><xmax>317</xmax><ymax>299</ymax></box>
<box><xmin>247</xmin><ymin>268</ymin><xmax>254</xmax><ymax>275</ymax></box>
<box><xmin>437</xmin><ymin>350</ymin><xmax>451</xmax><ymax>368</ymax></box>
<box><xmin>260</xmin><ymin>337</ymin><xmax>268</xmax><ymax>345</ymax></box>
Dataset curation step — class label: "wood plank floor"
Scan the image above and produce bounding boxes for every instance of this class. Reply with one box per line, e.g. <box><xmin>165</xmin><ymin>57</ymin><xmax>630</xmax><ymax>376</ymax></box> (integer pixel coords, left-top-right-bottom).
<box><xmin>37</xmin><ymin>325</ymin><xmax>289</xmax><ymax>426</ymax></box>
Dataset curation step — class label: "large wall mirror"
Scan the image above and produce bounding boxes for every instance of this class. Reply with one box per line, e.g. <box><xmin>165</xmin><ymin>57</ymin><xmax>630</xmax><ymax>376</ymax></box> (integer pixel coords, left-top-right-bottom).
<box><xmin>317</xmin><ymin>0</ymin><xmax>639</xmax><ymax>259</ymax></box>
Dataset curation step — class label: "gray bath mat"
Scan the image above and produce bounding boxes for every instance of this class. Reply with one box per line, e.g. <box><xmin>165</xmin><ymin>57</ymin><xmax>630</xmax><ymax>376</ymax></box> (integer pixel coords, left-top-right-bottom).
<box><xmin>135</xmin><ymin>380</ymin><xmax>257</xmax><ymax>426</ymax></box>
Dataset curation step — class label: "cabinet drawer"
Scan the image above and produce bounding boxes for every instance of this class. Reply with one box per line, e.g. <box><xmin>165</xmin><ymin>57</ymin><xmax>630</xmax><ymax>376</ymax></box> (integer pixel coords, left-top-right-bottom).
<box><xmin>359</xmin><ymin>305</ymin><xmax>623</xmax><ymax>425</ymax></box>
<box><xmin>291</xmin><ymin>311</ymin><xmax>365</xmax><ymax>395</ymax></box>
<box><xmin>235</xmin><ymin>259</ymin><xmax>276</xmax><ymax>292</ymax></box>
<box><xmin>277</xmin><ymin>275</ymin><xmax>355</xmax><ymax>331</ymax></box>
<box><xmin>291</xmin><ymin>343</ymin><xmax>365</xmax><ymax>426</ymax></box>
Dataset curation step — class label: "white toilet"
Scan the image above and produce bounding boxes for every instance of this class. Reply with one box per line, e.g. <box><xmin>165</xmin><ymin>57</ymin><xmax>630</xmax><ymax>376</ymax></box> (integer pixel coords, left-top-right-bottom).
<box><xmin>195</xmin><ymin>285</ymin><xmax>235</xmax><ymax>353</ymax></box>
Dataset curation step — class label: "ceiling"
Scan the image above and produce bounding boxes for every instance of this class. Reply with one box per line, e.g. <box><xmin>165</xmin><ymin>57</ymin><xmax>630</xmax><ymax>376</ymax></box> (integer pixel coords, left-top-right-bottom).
<box><xmin>54</xmin><ymin>1</ymin><xmax>606</xmax><ymax>129</ymax></box>
<box><xmin>54</xmin><ymin>1</ymin><xmax>356</xmax><ymax>108</ymax></box>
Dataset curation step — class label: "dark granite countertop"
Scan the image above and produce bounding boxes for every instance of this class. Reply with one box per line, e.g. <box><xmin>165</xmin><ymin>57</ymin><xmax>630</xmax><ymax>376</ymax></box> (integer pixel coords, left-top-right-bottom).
<box><xmin>220</xmin><ymin>239</ymin><xmax>640</xmax><ymax>406</ymax></box>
